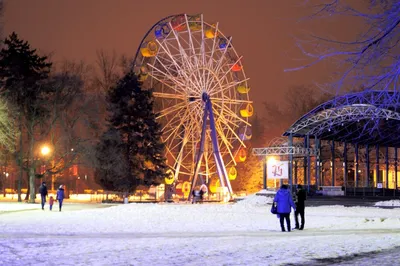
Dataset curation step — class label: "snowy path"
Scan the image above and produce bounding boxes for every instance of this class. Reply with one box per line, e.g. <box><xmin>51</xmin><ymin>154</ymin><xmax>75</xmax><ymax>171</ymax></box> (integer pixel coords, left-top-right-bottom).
<box><xmin>2</xmin><ymin>227</ymin><xmax>400</xmax><ymax>239</ymax></box>
<box><xmin>1</xmin><ymin>199</ymin><xmax>400</xmax><ymax>265</ymax></box>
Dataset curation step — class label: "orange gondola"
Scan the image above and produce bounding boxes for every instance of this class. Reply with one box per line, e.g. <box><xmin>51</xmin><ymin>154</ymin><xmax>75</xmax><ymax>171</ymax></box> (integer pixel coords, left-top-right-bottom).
<box><xmin>231</xmin><ymin>63</ymin><xmax>242</xmax><ymax>72</ymax></box>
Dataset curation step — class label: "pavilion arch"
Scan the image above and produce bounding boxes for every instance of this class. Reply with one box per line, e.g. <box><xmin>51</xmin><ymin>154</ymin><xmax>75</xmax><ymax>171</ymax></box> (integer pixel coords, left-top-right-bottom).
<box><xmin>254</xmin><ymin>90</ymin><xmax>400</xmax><ymax>196</ymax></box>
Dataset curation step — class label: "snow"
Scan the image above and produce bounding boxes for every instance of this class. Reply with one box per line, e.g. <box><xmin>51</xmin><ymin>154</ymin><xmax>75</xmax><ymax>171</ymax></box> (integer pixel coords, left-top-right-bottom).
<box><xmin>375</xmin><ymin>199</ymin><xmax>400</xmax><ymax>207</ymax></box>
<box><xmin>1</xmin><ymin>195</ymin><xmax>400</xmax><ymax>265</ymax></box>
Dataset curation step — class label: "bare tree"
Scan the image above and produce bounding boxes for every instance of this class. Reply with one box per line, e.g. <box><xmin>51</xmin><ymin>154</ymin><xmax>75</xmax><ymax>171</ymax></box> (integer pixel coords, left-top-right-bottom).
<box><xmin>263</xmin><ymin>86</ymin><xmax>330</xmax><ymax>141</ymax></box>
<box><xmin>88</xmin><ymin>50</ymin><xmax>129</xmax><ymax>134</ymax></box>
<box><xmin>286</xmin><ymin>1</ymin><xmax>400</xmax><ymax>93</ymax></box>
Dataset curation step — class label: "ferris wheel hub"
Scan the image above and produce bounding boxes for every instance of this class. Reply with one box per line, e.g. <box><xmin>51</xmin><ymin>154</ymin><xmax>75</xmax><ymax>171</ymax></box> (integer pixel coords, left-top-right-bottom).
<box><xmin>202</xmin><ymin>92</ymin><xmax>209</xmax><ymax>102</ymax></box>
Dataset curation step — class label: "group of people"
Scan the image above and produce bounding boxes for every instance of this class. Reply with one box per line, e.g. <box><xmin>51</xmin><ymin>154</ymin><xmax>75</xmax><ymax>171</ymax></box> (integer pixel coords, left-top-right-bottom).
<box><xmin>273</xmin><ymin>184</ymin><xmax>307</xmax><ymax>232</ymax></box>
<box><xmin>191</xmin><ymin>184</ymin><xmax>208</xmax><ymax>204</ymax></box>
<box><xmin>39</xmin><ymin>182</ymin><xmax>65</xmax><ymax>211</ymax></box>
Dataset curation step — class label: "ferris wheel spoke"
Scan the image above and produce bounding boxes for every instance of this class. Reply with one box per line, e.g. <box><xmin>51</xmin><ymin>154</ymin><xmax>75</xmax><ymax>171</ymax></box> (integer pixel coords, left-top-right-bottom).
<box><xmin>210</xmin><ymin>97</ymin><xmax>252</xmax><ymax>105</ymax></box>
<box><xmin>214</xmin><ymin>121</ymin><xmax>234</xmax><ymax>150</ymax></box>
<box><xmin>208</xmin><ymin>33</ymin><xmax>232</xmax><ymax>72</ymax></box>
<box><xmin>212</xmin><ymin>101</ymin><xmax>251</xmax><ymax>126</ymax></box>
<box><xmin>157</xmin><ymin>101</ymin><xmax>186</xmax><ymax>119</ymax></box>
<box><xmin>147</xmin><ymin>63</ymin><xmax>187</xmax><ymax>92</ymax></box>
<box><xmin>162</xmin><ymin>109</ymin><xmax>192</xmax><ymax>143</ymax></box>
<box><xmin>156</xmin><ymin>39</ymin><xmax>199</xmax><ymax>91</ymax></box>
<box><xmin>208</xmin><ymin>78</ymin><xmax>250</xmax><ymax>96</ymax></box>
<box><xmin>151</xmin><ymin>56</ymin><xmax>187</xmax><ymax>88</ymax></box>
<box><xmin>207</xmin><ymin>56</ymin><xmax>243</xmax><ymax>93</ymax></box>
<box><xmin>153</xmin><ymin>92</ymin><xmax>185</xmax><ymax>100</ymax></box>
<box><xmin>168</xmin><ymin>24</ymin><xmax>196</xmax><ymax>77</ymax></box>
<box><xmin>214</xmin><ymin>123</ymin><xmax>236</xmax><ymax>165</ymax></box>
<box><xmin>202</xmin><ymin>23</ymin><xmax>220</xmax><ymax>93</ymax></box>
<box><xmin>184</xmin><ymin>14</ymin><xmax>199</xmax><ymax>66</ymax></box>
<box><xmin>216</xmin><ymin>114</ymin><xmax>247</xmax><ymax>149</ymax></box>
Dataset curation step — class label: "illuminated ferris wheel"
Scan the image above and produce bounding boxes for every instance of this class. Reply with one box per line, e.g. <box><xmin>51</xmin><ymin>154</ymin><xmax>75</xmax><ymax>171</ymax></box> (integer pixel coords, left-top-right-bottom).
<box><xmin>133</xmin><ymin>14</ymin><xmax>253</xmax><ymax>198</ymax></box>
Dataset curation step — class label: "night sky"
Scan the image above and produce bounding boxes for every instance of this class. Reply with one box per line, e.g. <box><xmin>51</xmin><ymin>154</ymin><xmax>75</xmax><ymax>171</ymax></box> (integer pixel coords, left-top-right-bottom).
<box><xmin>3</xmin><ymin>0</ymin><xmax>359</xmax><ymax>117</ymax></box>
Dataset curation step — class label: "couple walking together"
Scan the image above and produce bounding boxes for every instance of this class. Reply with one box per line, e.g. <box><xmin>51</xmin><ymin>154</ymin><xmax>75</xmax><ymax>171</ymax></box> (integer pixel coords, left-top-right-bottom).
<box><xmin>273</xmin><ymin>184</ymin><xmax>306</xmax><ymax>232</ymax></box>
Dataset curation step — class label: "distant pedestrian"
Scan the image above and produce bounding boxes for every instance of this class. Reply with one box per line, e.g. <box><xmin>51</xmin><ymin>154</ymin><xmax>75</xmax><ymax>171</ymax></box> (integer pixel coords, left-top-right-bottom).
<box><xmin>199</xmin><ymin>184</ymin><xmax>208</xmax><ymax>202</ymax></box>
<box><xmin>49</xmin><ymin>195</ymin><xmax>54</xmax><ymax>211</ymax></box>
<box><xmin>294</xmin><ymin>184</ymin><xmax>307</xmax><ymax>230</ymax></box>
<box><xmin>273</xmin><ymin>184</ymin><xmax>296</xmax><ymax>232</ymax></box>
<box><xmin>56</xmin><ymin>185</ymin><xmax>65</xmax><ymax>212</ymax></box>
<box><xmin>39</xmin><ymin>182</ymin><xmax>48</xmax><ymax>210</ymax></box>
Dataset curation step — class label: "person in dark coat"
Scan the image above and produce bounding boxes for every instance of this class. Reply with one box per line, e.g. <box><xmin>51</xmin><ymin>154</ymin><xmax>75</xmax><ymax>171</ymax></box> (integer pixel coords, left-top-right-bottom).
<box><xmin>56</xmin><ymin>185</ymin><xmax>65</xmax><ymax>212</ymax></box>
<box><xmin>39</xmin><ymin>182</ymin><xmax>48</xmax><ymax>210</ymax></box>
<box><xmin>273</xmin><ymin>184</ymin><xmax>296</xmax><ymax>232</ymax></box>
<box><xmin>294</xmin><ymin>184</ymin><xmax>307</xmax><ymax>230</ymax></box>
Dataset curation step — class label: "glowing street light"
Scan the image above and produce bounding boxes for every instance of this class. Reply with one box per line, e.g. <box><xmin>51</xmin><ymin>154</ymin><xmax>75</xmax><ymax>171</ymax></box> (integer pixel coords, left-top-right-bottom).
<box><xmin>41</xmin><ymin>146</ymin><xmax>50</xmax><ymax>156</ymax></box>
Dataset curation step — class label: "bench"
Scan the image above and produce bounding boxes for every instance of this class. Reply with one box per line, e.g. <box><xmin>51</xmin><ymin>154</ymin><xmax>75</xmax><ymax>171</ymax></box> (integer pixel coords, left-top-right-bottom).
<box><xmin>320</xmin><ymin>186</ymin><xmax>344</xmax><ymax>196</ymax></box>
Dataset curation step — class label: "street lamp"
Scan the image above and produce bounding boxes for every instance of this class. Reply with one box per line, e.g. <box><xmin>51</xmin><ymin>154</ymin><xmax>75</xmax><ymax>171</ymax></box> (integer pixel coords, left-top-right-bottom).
<box><xmin>41</xmin><ymin>146</ymin><xmax>50</xmax><ymax>156</ymax></box>
<box><xmin>40</xmin><ymin>145</ymin><xmax>54</xmax><ymax>191</ymax></box>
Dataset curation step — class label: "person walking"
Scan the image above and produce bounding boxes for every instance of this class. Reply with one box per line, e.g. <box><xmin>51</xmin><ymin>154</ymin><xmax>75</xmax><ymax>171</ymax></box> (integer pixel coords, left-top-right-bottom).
<box><xmin>39</xmin><ymin>182</ymin><xmax>48</xmax><ymax>210</ymax></box>
<box><xmin>273</xmin><ymin>184</ymin><xmax>296</xmax><ymax>232</ymax></box>
<box><xmin>294</xmin><ymin>184</ymin><xmax>307</xmax><ymax>230</ymax></box>
<box><xmin>56</xmin><ymin>185</ymin><xmax>65</xmax><ymax>212</ymax></box>
<box><xmin>49</xmin><ymin>195</ymin><xmax>54</xmax><ymax>211</ymax></box>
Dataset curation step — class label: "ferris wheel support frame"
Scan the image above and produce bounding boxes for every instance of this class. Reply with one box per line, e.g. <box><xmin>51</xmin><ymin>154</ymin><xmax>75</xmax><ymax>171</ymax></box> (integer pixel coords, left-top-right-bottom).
<box><xmin>188</xmin><ymin>93</ymin><xmax>233</xmax><ymax>201</ymax></box>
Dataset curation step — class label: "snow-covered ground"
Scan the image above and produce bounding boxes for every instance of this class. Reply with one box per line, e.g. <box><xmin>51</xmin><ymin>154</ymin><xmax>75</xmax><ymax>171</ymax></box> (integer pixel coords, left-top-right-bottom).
<box><xmin>1</xmin><ymin>196</ymin><xmax>400</xmax><ymax>266</ymax></box>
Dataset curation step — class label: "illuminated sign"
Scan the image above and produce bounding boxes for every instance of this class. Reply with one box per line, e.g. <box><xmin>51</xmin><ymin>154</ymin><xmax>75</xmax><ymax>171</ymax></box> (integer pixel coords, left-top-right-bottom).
<box><xmin>267</xmin><ymin>160</ymin><xmax>289</xmax><ymax>179</ymax></box>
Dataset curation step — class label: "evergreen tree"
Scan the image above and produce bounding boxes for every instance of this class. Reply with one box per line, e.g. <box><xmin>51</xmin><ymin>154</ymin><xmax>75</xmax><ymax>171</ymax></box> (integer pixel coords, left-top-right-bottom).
<box><xmin>96</xmin><ymin>71</ymin><xmax>168</xmax><ymax>192</ymax></box>
<box><xmin>94</xmin><ymin>128</ymin><xmax>130</xmax><ymax>191</ymax></box>
<box><xmin>0</xmin><ymin>32</ymin><xmax>53</xmax><ymax>202</ymax></box>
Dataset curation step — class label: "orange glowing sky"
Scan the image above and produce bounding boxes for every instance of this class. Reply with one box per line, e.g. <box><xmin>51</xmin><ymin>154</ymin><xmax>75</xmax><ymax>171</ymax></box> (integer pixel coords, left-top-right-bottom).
<box><xmin>3</xmin><ymin>0</ymin><xmax>360</xmax><ymax>117</ymax></box>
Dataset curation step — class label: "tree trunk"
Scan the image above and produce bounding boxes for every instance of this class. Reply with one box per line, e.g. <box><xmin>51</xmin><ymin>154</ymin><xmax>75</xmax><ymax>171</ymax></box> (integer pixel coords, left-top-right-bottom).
<box><xmin>28</xmin><ymin>167</ymin><xmax>35</xmax><ymax>203</ymax></box>
<box><xmin>24</xmin><ymin>174</ymin><xmax>29</xmax><ymax>201</ymax></box>
<box><xmin>17</xmin><ymin>117</ymin><xmax>23</xmax><ymax>202</ymax></box>
<box><xmin>28</xmin><ymin>133</ymin><xmax>36</xmax><ymax>203</ymax></box>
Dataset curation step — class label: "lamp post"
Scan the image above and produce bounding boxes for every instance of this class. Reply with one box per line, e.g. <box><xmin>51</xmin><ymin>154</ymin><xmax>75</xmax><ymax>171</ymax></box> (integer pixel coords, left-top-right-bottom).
<box><xmin>41</xmin><ymin>145</ymin><xmax>53</xmax><ymax>191</ymax></box>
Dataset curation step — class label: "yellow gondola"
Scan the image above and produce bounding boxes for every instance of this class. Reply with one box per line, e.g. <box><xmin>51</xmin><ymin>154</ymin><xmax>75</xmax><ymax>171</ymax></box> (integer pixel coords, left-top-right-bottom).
<box><xmin>228</xmin><ymin>166</ymin><xmax>237</xmax><ymax>180</ymax></box>
<box><xmin>209</xmin><ymin>179</ymin><xmax>220</xmax><ymax>193</ymax></box>
<box><xmin>237</xmin><ymin>85</ymin><xmax>250</xmax><ymax>94</ymax></box>
<box><xmin>140</xmin><ymin>41</ymin><xmax>158</xmax><ymax>57</ymax></box>
<box><xmin>240</xmin><ymin>104</ymin><xmax>254</xmax><ymax>118</ymax></box>
<box><xmin>205</xmin><ymin>24</ymin><xmax>218</xmax><ymax>38</ymax></box>
<box><xmin>165</xmin><ymin>169</ymin><xmax>174</xmax><ymax>185</ymax></box>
